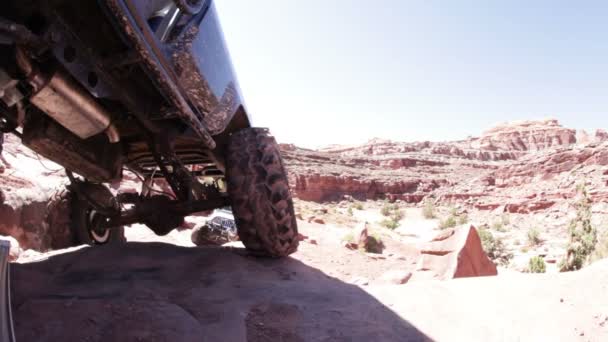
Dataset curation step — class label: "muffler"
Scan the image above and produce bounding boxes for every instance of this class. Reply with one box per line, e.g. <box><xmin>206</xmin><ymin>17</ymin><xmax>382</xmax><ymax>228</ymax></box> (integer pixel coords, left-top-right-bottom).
<box><xmin>16</xmin><ymin>49</ymin><xmax>120</xmax><ymax>143</ymax></box>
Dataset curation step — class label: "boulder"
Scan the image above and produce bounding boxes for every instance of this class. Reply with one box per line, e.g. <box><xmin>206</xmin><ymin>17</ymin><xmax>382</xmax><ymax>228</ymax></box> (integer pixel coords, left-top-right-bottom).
<box><xmin>353</xmin><ymin>222</ymin><xmax>369</xmax><ymax>248</ymax></box>
<box><xmin>191</xmin><ymin>225</ymin><xmax>235</xmax><ymax>246</ymax></box>
<box><xmin>417</xmin><ymin>225</ymin><xmax>497</xmax><ymax>280</ymax></box>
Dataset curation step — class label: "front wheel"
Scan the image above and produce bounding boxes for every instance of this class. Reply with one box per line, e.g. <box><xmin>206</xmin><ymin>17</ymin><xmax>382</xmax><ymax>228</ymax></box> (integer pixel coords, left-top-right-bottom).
<box><xmin>225</xmin><ymin>128</ymin><xmax>299</xmax><ymax>257</ymax></box>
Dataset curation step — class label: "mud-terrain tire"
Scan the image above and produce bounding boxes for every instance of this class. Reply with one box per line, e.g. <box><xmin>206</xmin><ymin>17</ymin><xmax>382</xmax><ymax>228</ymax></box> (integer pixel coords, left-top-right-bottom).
<box><xmin>46</xmin><ymin>185</ymin><xmax>125</xmax><ymax>246</ymax></box>
<box><xmin>44</xmin><ymin>189</ymin><xmax>76</xmax><ymax>249</ymax></box>
<box><xmin>225</xmin><ymin>128</ymin><xmax>299</xmax><ymax>257</ymax></box>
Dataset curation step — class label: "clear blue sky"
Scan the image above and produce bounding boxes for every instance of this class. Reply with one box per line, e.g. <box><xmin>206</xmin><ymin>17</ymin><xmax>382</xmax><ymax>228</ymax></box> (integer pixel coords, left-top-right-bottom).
<box><xmin>214</xmin><ymin>1</ymin><xmax>608</xmax><ymax>148</ymax></box>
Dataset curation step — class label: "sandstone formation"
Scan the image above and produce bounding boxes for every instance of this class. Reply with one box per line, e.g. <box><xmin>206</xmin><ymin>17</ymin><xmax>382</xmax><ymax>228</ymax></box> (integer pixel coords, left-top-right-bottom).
<box><xmin>283</xmin><ymin>119</ymin><xmax>608</xmax><ymax>216</ymax></box>
<box><xmin>11</xmin><ymin>242</ymin><xmax>608</xmax><ymax>341</ymax></box>
<box><xmin>0</xmin><ymin>135</ymin><xmax>70</xmax><ymax>251</ymax></box>
<box><xmin>12</xmin><ymin>243</ymin><xmax>428</xmax><ymax>342</ymax></box>
<box><xmin>417</xmin><ymin>225</ymin><xmax>498</xmax><ymax>279</ymax></box>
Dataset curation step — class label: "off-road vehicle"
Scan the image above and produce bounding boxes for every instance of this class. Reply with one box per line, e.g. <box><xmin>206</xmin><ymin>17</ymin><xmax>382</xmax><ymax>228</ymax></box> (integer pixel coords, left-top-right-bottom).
<box><xmin>0</xmin><ymin>0</ymin><xmax>298</xmax><ymax>257</ymax></box>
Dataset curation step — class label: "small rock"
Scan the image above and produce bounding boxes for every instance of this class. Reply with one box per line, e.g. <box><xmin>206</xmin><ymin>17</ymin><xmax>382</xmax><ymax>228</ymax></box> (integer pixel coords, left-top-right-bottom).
<box><xmin>366</xmin><ymin>253</ymin><xmax>386</xmax><ymax>260</ymax></box>
<box><xmin>353</xmin><ymin>222</ymin><xmax>369</xmax><ymax>248</ymax></box>
<box><xmin>312</xmin><ymin>218</ymin><xmax>325</xmax><ymax>225</ymax></box>
<box><xmin>379</xmin><ymin>270</ymin><xmax>413</xmax><ymax>285</ymax></box>
<box><xmin>308</xmin><ymin>239</ymin><xmax>318</xmax><ymax>245</ymax></box>
<box><xmin>342</xmin><ymin>241</ymin><xmax>357</xmax><ymax>250</ymax></box>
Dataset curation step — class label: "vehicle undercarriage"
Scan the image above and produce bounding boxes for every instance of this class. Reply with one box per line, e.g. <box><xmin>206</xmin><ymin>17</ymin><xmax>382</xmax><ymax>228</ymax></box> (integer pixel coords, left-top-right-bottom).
<box><xmin>0</xmin><ymin>0</ymin><xmax>298</xmax><ymax>257</ymax></box>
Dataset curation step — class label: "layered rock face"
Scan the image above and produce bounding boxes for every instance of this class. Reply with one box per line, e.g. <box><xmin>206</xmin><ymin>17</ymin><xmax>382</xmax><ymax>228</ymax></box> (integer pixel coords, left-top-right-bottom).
<box><xmin>475</xmin><ymin>119</ymin><xmax>577</xmax><ymax>151</ymax></box>
<box><xmin>0</xmin><ymin>135</ymin><xmax>69</xmax><ymax>250</ymax></box>
<box><xmin>283</xmin><ymin>119</ymin><xmax>608</xmax><ymax>213</ymax></box>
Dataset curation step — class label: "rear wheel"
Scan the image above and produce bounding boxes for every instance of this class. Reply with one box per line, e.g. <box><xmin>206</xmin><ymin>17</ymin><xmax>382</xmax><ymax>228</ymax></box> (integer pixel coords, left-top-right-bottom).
<box><xmin>69</xmin><ymin>183</ymin><xmax>125</xmax><ymax>245</ymax></box>
<box><xmin>225</xmin><ymin>128</ymin><xmax>298</xmax><ymax>257</ymax></box>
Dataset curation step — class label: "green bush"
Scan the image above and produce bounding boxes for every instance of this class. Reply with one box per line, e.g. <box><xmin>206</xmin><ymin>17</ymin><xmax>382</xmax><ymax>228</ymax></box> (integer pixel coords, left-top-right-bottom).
<box><xmin>501</xmin><ymin>213</ymin><xmax>511</xmax><ymax>226</ymax></box>
<box><xmin>379</xmin><ymin>202</ymin><xmax>404</xmax><ymax>228</ymax></box>
<box><xmin>528</xmin><ymin>256</ymin><xmax>546</xmax><ymax>273</ymax></box>
<box><xmin>380</xmin><ymin>219</ymin><xmax>399</xmax><ymax>230</ymax></box>
<box><xmin>353</xmin><ymin>202</ymin><xmax>364</xmax><ymax>210</ymax></box>
<box><xmin>560</xmin><ymin>185</ymin><xmax>598</xmax><ymax>272</ymax></box>
<box><xmin>439</xmin><ymin>216</ymin><xmax>457</xmax><ymax>229</ymax></box>
<box><xmin>458</xmin><ymin>213</ymin><xmax>469</xmax><ymax>225</ymax></box>
<box><xmin>347</xmin><ymin>207</ymin><xmax>353</xmax><ymax>216</ymax></box>
<box><xmin>478</xmin><ymin>228</ymin><xmax>513</xmax><ymax>266</ymax></box>
<box><xmin>381</xmin><ymin>203</ymin><xmax>399</xmax><ymax>216</ymax></box>
<box><xmin>527</xmin><ymin>228</ymin><xmax>541</xmax><ymax>246</ymax></box>
<box><xmin>342</xmin><ymin>232</ymin><xmax>355</xmax><ymax>244</ymax></box>
<box><xmin>423</xmin><ymin>199</ymin><xmax>436</xmax><ymax>219</ymax></box>
<box><xmin>590</xmin><ymin>231</ymin><xmax>608</xmax><ymax>263</ymax></box>
<box><xmin>391</xmin><ymin>210</ymin><xmax>405</xmax><ymax>222</ymax></box>
<box><xmin>492</xmin><ymin>221</ymin><xmax>508</xmax><ymax>232</ymax></box>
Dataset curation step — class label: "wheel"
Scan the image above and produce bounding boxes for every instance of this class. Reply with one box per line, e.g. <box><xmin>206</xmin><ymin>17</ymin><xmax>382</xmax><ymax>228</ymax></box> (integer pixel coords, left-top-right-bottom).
<box><xmin>225</xmin><ymin>127</ymin><xmax>299</xmax><ymax>257</ymax></box>
<box><xmin>44</xmin><ymin>189</ymin><xmax>75</xmax><ymax>250</ymax></box>
<box><xmin>69</xmin><ymin>183</ymin><xmax>125</xmax><ymax>245</ymax></box>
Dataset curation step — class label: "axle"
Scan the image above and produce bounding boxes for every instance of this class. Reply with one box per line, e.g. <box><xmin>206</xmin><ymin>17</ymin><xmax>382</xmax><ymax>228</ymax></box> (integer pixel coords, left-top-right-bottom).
<box><xmin>103</xmin><ymin>196</ymin><xmax>229</xmax><ymax>230</ymax></box>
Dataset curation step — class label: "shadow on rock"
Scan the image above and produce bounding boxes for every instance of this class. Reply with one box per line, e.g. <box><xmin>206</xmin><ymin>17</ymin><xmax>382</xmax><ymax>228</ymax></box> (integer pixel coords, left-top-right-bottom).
<box><xmin>11</xmin><ymin>242</ymin><xmax>431</xmax><ymax>342</ymax></box>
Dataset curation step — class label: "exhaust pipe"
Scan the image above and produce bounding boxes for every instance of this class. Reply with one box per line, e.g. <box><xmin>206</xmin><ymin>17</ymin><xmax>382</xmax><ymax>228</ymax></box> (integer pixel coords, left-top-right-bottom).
<box><xmin>16</xmin><ymin>48</ymin><xmax>120</xmax><ymax>143</ymax></box>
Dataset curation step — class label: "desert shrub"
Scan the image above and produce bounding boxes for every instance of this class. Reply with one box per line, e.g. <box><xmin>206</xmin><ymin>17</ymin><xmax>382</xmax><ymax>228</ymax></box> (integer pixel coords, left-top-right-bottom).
<box><xmin>381</xmin><ymin>203</ymin><xmax>399</xmax><ymax>216</ymax></box>
<box><xmin>391</xmin><ymin>209</ymin><xmax>405</xmax><ymax>222</ymax></box>
<box><xmin>478</xmin><ymin>228</ymin><xmax>513</xmax><ymax>266</ymax></box>
<box><xmin>501</xmin><ymin>213</ymin><xmax>511</xmax><ymax>226</ymax></box>
<box><xmin>492</xmin><ymin>221</ymin><xmax>508</xmax><ymax>232</ymax></box>
<box><xmin>379</xmin><ymin>202</ymin><xmax>404</xmax><ymax>229</ymax></box>
<box><xmin>342</xmin><ymin>232</ymin><xmax>355</xmax><ymax>244</ymax></box>
<box><xmin>560</xmin><ymin>185</ymin><xmax>598</xmax><ymax>272</ymax></box>
<box><xmin>380</xmin><ymin>218</ymin><xmax>399</xmax><ymax>230</ymax></box>
<box><xmin>527</xmin><ymin>228</ymin><xmax>541</xmax><ymax>246</ymax></box>
<box><xmin>353</xmin><ymin>202</ymin><xmax>364</xmax><ymax>210</ymax></box>
<box><xmin>439</xmin><ymin>216</ymin><xmax>458</xmax><ymax>229</ymax></box>
<box><xmin>528</xmin><ymin>256</ymin><xmax>546</xmax><ymax>273</ymax></box>
<box><xmin>438</xmin><ymin>207</ymin><xmax>468</xmax><ymax>229</ymax></box>
<box><xmin>347</xmin><ymin>207</ymin><xmax>353</xmax><ymax>216</ymax></box>
<box><xmin>423</xmin><ymin>199</ymin><xmax>436</xmax><ymax>219</ymax></box>
<box><xmin>458</xmin><ymin>213</ymin><xmax>469</xmax><ymax>225</ymax></box>
<box><xmin>590</xmin><ymin>231</ymin><xmax>608</xmax><ymax>263</ymax></box>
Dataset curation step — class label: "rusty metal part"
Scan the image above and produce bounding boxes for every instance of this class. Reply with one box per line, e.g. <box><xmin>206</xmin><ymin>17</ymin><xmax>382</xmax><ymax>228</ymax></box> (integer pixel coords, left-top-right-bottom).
<box><xmin>103</xmin><ymin>195</ymin><xmax>228</xmax><ymax>230</ymax></box>
<box><xmin>29</xmin><ymin>70</ymin><xmax>120</xmax><ymax>142</ymax></box>
<box><xmin>105</xmin><ymin>0</ymin><xmax>216</xmax><ymax>149</ymax></box>
<box><xmin>15</xmin><ymin>48</ymin><xmax>45</xmax><ymax>91</ymax></box>
<box><xmin>16</xmin><ymin>48</ymin><xmax>120</xmax><ymax>143</ymax></box>
<box><xmin>22</xmin><ymin>113</ymin><xmax>122</xmax><ymax>181</ymax></box>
